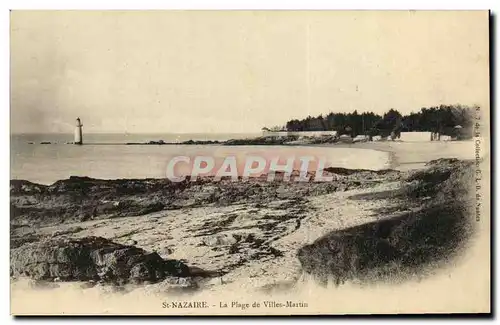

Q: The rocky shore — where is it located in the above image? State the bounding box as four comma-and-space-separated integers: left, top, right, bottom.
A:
30, 135, 405, 147
298, 158, 475, 285
124, 135, 343, 146
11, 236, 191, 285
10, 159, 474, 294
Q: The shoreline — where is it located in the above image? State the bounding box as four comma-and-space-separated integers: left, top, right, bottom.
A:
10, 139, 479, 314
12, 143, 393, 185
13, 139, 475, 186
11, 157, 475, 301
10, 167, 404, 294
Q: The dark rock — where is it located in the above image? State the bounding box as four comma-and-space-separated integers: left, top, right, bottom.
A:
164, 259, 190, 276
10, 236, 190, 284
147, 140, 166, 145
298, 202, 471, 286
10, 180, 46, 194
180, 140, 220, 145
298, 159, 474, 286
224, 136, 297, 146
324, 167, 397, 176
129, 262, 155, 283
425, 158, 460, 166
10, 167, 403, 227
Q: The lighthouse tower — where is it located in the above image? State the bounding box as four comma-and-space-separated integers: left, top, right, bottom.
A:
74, 117, 83, 145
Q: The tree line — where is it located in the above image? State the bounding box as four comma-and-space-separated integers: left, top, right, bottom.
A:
269, 105, 475, 139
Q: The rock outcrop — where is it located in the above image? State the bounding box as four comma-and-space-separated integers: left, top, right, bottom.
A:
10, 170, 403, 227
298, 158, 475, 285
10, 236, 190, 284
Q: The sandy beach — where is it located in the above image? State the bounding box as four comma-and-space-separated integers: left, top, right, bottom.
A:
9, 140, 483, 314
318, 140, 477, 170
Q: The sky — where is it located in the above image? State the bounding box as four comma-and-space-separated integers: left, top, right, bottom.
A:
10, 11, 489, 134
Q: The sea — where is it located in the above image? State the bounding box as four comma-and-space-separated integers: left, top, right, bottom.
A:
10, 133, 392, 185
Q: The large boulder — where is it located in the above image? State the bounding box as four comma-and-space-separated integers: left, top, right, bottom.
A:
10, 236, 189, 284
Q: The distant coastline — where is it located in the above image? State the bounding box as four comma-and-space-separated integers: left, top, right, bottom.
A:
12, 132, 260, 145
26, 132, 466, 147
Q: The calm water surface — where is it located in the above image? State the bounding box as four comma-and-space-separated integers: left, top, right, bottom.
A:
11, 133, 391, 184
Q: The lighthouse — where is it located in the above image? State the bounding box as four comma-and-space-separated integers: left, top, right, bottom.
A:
74, 117, 83, 145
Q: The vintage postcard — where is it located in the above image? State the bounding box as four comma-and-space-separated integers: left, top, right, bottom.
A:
9, 10, 491, 315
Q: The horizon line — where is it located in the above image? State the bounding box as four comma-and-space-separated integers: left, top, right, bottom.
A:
10, 131, 262, 135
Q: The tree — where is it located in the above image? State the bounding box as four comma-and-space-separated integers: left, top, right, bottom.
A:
271, 105, 474, 139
